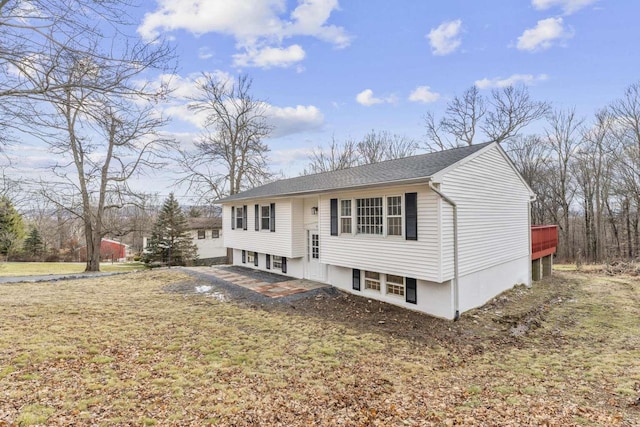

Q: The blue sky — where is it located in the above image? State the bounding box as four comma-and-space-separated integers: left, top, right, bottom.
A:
8, 0, 640, 201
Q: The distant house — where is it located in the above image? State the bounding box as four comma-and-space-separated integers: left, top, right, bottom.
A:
78, 239, 129, 262
186, 217, 227, 265
216, 142, 535, 320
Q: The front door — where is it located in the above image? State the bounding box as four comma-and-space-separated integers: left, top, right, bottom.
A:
305, 226, 326, 282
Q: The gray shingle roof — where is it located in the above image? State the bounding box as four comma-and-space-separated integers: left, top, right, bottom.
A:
218, 142, 493, 203
187, 217, 222, 229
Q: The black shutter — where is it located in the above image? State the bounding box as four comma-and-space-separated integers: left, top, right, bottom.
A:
266, 254, 271, 269
255, 204, 259, 231
242, 250, 246, 263
406, 277, 417, 304
231, 207, 235, 230
405, 192, 417, 240
254, 252, 258, 267
330, 198, 338, 236
242, 205, 247, 230
270, 203, 276, 232
352, 269, 361, 291
281, 257, 287, 274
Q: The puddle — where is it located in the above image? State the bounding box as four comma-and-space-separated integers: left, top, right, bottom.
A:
195, 285, 212, 293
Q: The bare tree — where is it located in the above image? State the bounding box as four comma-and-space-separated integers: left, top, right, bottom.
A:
425, 85, 550, 150
505, 135, 551, 225
0, 0, 144, 144
305, 137, 358, 174
178, 74, 272, 200
306, 130, 417, 173
545, 108, 584, 260
358, 130, 418, 164
20, 38, 174, 271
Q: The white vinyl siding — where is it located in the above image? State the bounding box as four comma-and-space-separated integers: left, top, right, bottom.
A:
440, 145, 531, 279
223, 201, 295, 258
320, 184, 441, 282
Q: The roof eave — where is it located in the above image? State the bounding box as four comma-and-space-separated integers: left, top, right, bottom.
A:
215, 176, 433, 203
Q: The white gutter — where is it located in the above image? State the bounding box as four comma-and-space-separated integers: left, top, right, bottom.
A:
429, 182, 460, 321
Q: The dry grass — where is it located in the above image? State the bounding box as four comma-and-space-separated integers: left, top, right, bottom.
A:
0, 269, 638, 426
0, 262, 146, 277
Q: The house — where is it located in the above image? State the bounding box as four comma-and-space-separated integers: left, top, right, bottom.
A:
78, 238, 129, 262
217, 142, 534, 320
186, 217, 227, 264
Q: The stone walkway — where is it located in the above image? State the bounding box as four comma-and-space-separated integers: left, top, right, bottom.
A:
183, 265, 328, 298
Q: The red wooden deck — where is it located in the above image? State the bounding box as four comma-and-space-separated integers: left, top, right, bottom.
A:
531, 225, 558, 260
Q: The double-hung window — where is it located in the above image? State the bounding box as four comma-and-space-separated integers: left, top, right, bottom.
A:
261, 205, 270, 230
247, 251, 255, 264
235, 206, 244, 229
356, 197, 383, 235
197, 230, 205, 239
386, 274, 405, 296
212, 229, 219, 238
273, 256, 282, 269
364, 271, 381, 291
387, 196, 402, 236
340, 200, 352, 234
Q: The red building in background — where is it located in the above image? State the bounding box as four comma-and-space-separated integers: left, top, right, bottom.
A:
77, 239, 129, 262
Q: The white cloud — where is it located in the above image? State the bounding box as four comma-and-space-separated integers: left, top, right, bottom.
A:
198, 47, 213, 60
233, 44, 306, 68
516, 17, 573, 51
355, 89, 383, 106
427, 19, 462, 56
264, 104, 325, 137
138, 0, 349, 69
408, 86, 440, 103
532, 0, 598, 14
475, 73, 549, 89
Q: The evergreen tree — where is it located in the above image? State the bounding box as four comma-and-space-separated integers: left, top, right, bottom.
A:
0, 196, 25, 260
23, 227, 44, 259
145, 194, 197, 266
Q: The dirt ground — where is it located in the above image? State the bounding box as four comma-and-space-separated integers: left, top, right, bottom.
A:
1, 268, 639, 426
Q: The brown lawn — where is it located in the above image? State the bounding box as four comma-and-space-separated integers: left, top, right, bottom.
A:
0, 269, 638, 426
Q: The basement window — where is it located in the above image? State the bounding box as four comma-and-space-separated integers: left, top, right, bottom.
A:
364, 271, 381, 291
386, 274, 405, 297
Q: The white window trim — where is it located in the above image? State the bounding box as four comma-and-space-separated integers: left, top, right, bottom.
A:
273, 255, 283, 269
260, 205, 271, 231
235, 206, 244, 229
364, 270, 381, 292
338, 194, 404, 238
247, 251, 255, 263
385, 194, 404, 238
385, 274, 405, 297
339, 199, 352, 235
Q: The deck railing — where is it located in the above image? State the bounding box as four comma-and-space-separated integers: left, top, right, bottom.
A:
531, 225, 558, 260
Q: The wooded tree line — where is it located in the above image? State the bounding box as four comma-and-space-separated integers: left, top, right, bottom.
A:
2, 2, 639, 267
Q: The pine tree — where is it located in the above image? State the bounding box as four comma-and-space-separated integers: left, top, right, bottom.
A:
145, 194, 197, 266
23, 227, 44, 259
0, 196, 25, 260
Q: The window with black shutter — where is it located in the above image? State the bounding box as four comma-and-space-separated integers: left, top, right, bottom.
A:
330, 198, 338, 236
231, 207, 235, 230
242, 250, 246, 263
255, 204, 259, 231
406, 277, 417, 304
270, 203, 276, 232
266, 254, 271, 269
352, 269, 361, 291
281, 257, 287, 273
405, 192, 417, 240
242, 205, 248, 230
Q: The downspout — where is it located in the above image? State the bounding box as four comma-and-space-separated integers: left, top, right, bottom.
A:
527, 194, 536, 287
429, 181, 460, 321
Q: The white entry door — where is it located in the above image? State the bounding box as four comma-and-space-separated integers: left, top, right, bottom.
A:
305, 226, 326, 282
